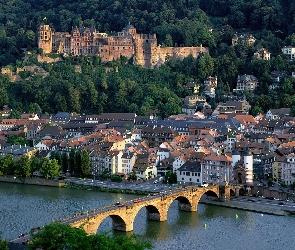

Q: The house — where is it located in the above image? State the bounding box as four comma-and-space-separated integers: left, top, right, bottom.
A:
51, 112, 71, 124
85, 115, 100, 123
132, 154, 157, 180
0, 145, 39, 159
98, 113, 137, 124
281, 153, 295, 185
70, 115, 85, 124
233, 75, 258, 92
131, 129, 142, 142
0, 106, 11, 118
185, 82, 199, 94
212, 100, 251, 118
135, 116, 154, 126
121, 152, 136, 176
182, 95, 206, 115
232, 34, 256, 46
265, 108, 290, 120
270, 70, 287, 83
141, 126, 176, 147
39, 126, 65, 139
282, 46, 295, 60
177, 162, 202, 186
203, 76, 217, 98
201, 152, 232, 185
20, 113, 39, 120
272, 155, 285, 182
24, 124, 42, 139
253, 48, 270, 60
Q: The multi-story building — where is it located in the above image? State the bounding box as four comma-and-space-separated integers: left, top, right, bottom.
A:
201, 152, 232, 184
232, 34, 256, 46
233, 75, 258, 92
282, 153, 295, 185
141, 126, 176, 147
38, 24, 208, 68
282, 46, 295, 60
254, 48, 271, 60
177, 162, 202, 186
121, 152, 136, 175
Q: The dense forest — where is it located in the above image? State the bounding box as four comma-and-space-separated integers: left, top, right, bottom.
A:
1, 0, 295, 117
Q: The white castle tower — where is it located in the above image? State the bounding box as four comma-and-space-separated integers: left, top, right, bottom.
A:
244, 148, 253, 186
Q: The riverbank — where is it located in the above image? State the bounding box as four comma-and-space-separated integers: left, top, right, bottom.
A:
63, 182, 150, 195
200, 198, 292, 216
0, 176, 64, 187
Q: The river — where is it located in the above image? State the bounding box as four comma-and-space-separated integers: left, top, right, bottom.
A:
0, 182, 294, 250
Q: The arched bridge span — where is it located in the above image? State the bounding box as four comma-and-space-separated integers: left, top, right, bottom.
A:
64, 185, 229, 234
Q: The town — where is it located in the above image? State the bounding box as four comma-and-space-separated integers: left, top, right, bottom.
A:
1, 91, 295, 190
1, 27, 295, 191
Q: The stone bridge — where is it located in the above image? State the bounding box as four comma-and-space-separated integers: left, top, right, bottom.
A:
62, 184, 242, 235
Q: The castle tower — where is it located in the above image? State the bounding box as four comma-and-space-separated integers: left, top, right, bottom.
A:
244, 148, 253, 186
133, 33, 157, 68
38, 25, 53, 54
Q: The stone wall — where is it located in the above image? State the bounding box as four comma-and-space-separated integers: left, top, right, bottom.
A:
0, 176, 64, 187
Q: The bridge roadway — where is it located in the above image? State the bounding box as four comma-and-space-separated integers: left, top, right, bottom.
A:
10, 184, 242, 244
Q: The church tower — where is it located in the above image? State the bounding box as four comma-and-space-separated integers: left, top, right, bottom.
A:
38, 25, 53, 54
244, 148, 253, 186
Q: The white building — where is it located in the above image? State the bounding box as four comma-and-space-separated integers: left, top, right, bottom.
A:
282, 46, 295, 60
282, 153, 295, 185
177, 162, 202, 186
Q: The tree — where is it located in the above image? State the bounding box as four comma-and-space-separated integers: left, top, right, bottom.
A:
14, 155, 32, 182
165, 170, 177, 184
29, 222, 152, 250
0, 155, 14, 176
7, 134, 29, 146
69, 148, 76, 175
39, 158, 61, 179
74, 150, 82, 176
81, 150, 90, 178
251, 106, 262, 117
61, 152, 68, 174
0, 232, 8, 250
267, 178, 273, 187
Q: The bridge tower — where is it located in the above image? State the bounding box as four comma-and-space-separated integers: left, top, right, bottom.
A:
244, 148, 253, 186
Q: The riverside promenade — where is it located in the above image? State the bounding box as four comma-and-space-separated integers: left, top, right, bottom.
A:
200, 196, 295, 216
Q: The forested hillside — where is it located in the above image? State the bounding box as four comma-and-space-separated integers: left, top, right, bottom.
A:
1, 0, 295, 117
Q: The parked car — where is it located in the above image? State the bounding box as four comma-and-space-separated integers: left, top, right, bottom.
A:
133, 199, 141, 203
153, 180, 158, 184
201, 182, 209, 187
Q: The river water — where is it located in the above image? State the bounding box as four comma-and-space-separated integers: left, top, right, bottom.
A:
0, 182, 294, 250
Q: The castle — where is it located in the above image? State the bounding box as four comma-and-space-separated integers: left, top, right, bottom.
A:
38, 24, 208, 68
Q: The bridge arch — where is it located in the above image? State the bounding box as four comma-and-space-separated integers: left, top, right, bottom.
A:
166, 195, 193, 213
131, 202, 167, 223
195, 188, 219, 205
71, 210, 132, 235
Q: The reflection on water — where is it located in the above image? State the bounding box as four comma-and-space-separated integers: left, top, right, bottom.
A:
1, 182, 295, 250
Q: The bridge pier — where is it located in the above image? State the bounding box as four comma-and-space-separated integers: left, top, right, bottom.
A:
178, 202, 196, 212
147, 211, 167, 221
112, 215, 133, 232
